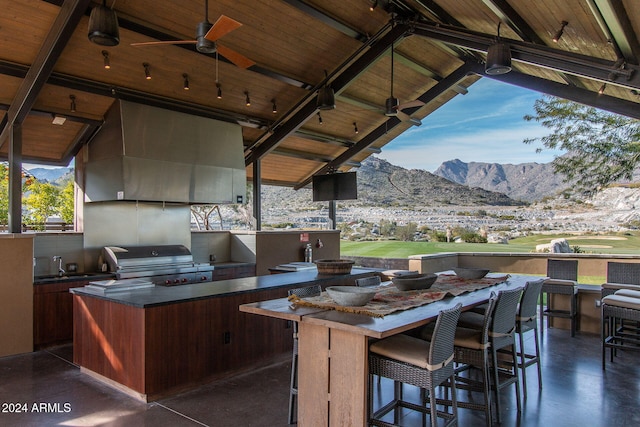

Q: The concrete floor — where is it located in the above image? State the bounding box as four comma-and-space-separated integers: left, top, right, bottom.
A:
1, 327, 639, 426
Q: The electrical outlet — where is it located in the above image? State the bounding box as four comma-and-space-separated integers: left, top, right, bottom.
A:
595, 299, 601, 307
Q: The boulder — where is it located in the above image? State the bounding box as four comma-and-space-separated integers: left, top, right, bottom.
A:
535, 238, 572, 253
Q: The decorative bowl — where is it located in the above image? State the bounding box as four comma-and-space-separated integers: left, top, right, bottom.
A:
392, 273, 438, 291
326, 286, 377, 306
453, 267, 490, 280
314, 259, 355, 275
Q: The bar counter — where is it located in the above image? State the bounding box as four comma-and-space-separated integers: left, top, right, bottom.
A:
69, 268, 379, 401
240, 274, 534, 426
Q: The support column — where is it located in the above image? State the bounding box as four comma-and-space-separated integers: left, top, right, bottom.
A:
252, 159, 261, 231
328, 200, 336, 230
8, 124, 23, 234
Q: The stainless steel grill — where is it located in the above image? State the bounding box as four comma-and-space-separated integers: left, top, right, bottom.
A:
101, 244, 214, 286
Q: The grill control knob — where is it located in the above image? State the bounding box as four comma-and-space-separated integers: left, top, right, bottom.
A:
173, 279, 180, 284
182, 278, 188, 283
165, 279, 171, 285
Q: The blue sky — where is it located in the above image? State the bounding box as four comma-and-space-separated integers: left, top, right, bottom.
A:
379, 78, 563, 172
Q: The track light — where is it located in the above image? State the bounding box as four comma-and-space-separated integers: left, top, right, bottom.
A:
216, 83, 222, 99
370, 0, 377, 11
316, 70, 335, 110
317, 112, 323, 125
69, 95, 76, 113
553, 21, 568, 43
143, 63, 151, 80
87, 0, 120, 46
244, 91, 251, 106
353, 122, 359, 134
182, 73, 189, 90
485, 22, 511, 75
598, 83, 607, 95
102, 50, 110, 69
271, 99, 277, 114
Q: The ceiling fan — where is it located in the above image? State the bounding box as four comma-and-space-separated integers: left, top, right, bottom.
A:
130, 0, 255, 69
384, 44, 423, 125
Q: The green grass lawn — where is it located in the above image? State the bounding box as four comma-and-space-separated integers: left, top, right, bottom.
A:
340, 232, 640, 258
340, 233, 640, 285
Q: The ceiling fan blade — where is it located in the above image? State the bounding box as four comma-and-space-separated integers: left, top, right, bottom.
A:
205, 15, 242, 42
131, 40, 197, 47
397, 99, 425, 110
396, 110, 422, 126
216, 44, 255, 69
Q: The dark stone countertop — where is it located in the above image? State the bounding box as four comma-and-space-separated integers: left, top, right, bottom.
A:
34, 272, 116, 285
69, 268, 380, 308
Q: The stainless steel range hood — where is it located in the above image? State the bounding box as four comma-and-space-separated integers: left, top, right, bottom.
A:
84, 100, 246, 204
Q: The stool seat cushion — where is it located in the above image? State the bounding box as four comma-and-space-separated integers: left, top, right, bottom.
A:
614, 289, 640, 299
603, 283, 640, 291
453, 327, 487, 350
602, 294, 640, 310
543, 278, 577, 286
370, 334, 431, 369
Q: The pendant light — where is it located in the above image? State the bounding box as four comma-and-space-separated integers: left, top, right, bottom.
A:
88, 0, 120, 46
316, 70, 335, 110
485, 22, 512, 75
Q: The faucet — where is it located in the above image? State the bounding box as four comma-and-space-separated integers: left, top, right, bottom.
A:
53, 256, 65, 277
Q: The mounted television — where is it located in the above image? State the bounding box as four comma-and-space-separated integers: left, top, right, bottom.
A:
312, 172, 358, 201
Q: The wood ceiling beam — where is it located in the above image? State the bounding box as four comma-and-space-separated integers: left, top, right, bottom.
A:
412, 22, 640, 91
0, 0, 91, 150
474, 62, 640, 120
0, 104, 103, 127
281, 0, 369, 42
244, 23, 410, 166
272, 147, 361, 168
294, 60, 477, 189
587, 0, 640, 65
0, 59, 273, 129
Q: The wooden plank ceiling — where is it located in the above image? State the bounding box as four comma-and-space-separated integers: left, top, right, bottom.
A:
1, 0, 639, 188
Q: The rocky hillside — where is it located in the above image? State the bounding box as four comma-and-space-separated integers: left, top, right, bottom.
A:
434, 159, 567, 202
260, 157, 521, 210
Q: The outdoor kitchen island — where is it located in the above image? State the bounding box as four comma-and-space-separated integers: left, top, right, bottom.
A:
70, 267, 379, 402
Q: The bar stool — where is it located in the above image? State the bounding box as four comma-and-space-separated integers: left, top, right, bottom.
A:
515, 279, 544, 399
450, 287, 523, 426
369, 303, 462, 427
540, 259, 578, 337
601, 290, 640, 369
287, 285, 322, 424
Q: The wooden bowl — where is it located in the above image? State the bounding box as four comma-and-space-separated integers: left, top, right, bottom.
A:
314, 259, 354, 275
326, 286, 376, 306
392, 273, 438, 291
453, 267, 490, 280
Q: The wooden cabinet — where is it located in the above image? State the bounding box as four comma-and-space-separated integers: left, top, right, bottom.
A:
34, 280, 89, 349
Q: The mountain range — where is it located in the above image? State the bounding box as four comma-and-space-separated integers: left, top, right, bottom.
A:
27, 156, 567, 207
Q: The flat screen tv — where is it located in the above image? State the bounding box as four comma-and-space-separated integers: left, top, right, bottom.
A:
312, 172, 358, 201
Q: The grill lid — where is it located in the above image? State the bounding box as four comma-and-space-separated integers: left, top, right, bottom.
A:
102, 244, 194, 272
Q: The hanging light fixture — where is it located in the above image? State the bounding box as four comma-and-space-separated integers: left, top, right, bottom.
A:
369, 0, 378, 11
271, 99, 277, 114
244, 91, 251, 106
143, 63, 151, 80
598, 83, 607, 95
102, 50, 111, 69
69, 95, 76, 113
316, 70, 335, 110
553, 21, 569, 43
216, 83, 222, 99
317, 112, 323, 124
485, 22, 512, 75
353, 122, 359, 134
182, 73, 190, 90
88, 0, 120, 46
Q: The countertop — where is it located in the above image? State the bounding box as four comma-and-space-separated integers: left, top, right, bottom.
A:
70, 268, 380, 308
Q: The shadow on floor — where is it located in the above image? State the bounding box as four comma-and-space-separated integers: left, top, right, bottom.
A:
1, 328, 639, 426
